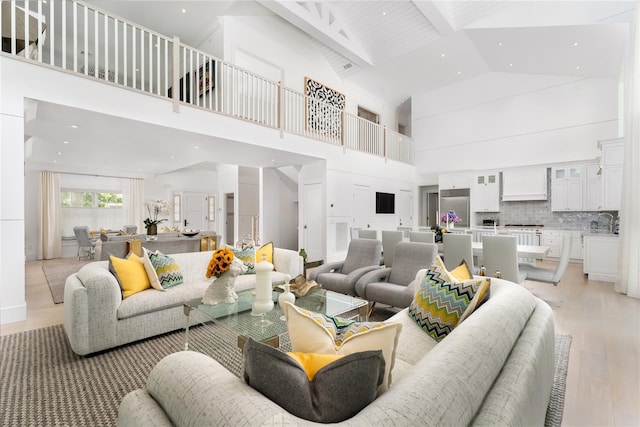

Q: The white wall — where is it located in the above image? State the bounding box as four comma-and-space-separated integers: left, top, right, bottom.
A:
217, 164, 239, 247
412, 72, 619, 184
1, 99, 26, 324
262, 168, 298, 251
222, 15, 399, 131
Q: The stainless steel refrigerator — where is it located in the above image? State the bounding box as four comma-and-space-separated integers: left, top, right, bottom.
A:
439, 188, 470, 228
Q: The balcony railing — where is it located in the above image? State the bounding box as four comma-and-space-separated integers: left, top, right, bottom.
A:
1, 0, 413, 164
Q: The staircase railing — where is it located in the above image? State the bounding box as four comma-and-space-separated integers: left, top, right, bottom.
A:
1, 0, 413, 164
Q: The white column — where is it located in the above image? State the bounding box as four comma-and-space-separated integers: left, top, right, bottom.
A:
1, 111, 27, 324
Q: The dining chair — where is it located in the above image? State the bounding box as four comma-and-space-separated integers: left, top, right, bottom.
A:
381, 230, 404, 268
73, 226, 96, 260
123, 225, 137, 234
507, 229, 537, 265
442, 233, 474, 272
519, 233, 572, 285
409, 231, 435, 244
482, 235, 527, 284
358, 229, 378, 239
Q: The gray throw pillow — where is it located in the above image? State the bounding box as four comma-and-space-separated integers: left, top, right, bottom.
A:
243, 338, 385, 423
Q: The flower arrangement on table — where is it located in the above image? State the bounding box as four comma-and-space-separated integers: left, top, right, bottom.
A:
206, 247, 235, 279
441, 210, 462, 225
143, 199, 172, 230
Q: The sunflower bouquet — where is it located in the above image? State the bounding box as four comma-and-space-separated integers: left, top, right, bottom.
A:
206, 247, 235, 278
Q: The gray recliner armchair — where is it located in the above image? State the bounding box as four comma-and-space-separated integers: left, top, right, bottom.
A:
355, 242, 438, 308
308, 239, 382, 296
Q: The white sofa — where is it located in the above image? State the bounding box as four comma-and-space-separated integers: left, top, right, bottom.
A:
64, 248, 303, 356
118, 278, 556, 426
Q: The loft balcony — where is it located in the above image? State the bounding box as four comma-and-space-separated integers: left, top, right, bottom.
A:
1, 0, 413, 165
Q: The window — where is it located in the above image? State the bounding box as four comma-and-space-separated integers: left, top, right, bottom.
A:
173, 193, 181, 222
61, 190, 122, 208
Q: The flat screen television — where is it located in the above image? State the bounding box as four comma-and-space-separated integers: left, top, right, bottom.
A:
376, 192, 395, 214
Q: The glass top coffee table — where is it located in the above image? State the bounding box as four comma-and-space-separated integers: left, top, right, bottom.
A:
183, 287, 369, 351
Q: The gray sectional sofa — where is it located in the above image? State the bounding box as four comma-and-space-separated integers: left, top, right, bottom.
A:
64, 248, 303, 356
118, 278, 555, 426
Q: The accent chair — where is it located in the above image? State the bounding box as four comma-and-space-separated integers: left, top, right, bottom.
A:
308, 239, 382, 296
355, 242, 438, 308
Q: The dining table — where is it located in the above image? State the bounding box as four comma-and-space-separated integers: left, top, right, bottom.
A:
437, 242, 551, 260
472, 242, 550, 260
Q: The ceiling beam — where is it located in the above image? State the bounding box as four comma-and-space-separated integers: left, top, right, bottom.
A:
257, 1, 373, 67
413, 0, 456, 36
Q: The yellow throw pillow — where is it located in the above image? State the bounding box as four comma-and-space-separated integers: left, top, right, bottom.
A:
256, 241, 274, 266
282, 302, 402, 394
450, 260, 473, 280
109, 253, 151, 298
287, 352, 344, 381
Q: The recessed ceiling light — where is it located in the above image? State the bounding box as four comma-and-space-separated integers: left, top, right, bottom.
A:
441, 53, 446, 58
382, 11, 386, 16
193, 146, 200, 149
509, 63, 513, 67
498, 42, 503, 46
57, 152, 62, 155
170, 155, 175, 160
457, 71, 462, 75
573, 42, 579, 47
575, 65, 581, 70
63, 141, 70, 144
136, 68, 140, 72
52, 160, 57, 163
181, 8, 186, 13
70, 125, 78, 129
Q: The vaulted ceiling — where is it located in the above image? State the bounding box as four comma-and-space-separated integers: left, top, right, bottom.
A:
22, 1, 638, 176
85, 0, 636, 105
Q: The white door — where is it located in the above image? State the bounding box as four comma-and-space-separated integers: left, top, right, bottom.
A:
352, 184, 371, 232
397, 190, 412, 228
303, 183, 323, 263
183, 192, 207, 230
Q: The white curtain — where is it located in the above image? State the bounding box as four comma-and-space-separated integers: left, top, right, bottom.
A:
616, 6, 640, 299
38, 171, 62, 260
128, 178, 145, 233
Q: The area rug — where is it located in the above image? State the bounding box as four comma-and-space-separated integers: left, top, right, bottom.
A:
545, 334, 572, 427
0, 323, 572, 426
42, 261, 89, 304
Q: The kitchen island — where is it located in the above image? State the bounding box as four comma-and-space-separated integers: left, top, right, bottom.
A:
583, 233, 619, 282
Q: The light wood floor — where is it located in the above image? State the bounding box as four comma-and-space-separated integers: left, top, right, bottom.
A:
1, 259, 639, 426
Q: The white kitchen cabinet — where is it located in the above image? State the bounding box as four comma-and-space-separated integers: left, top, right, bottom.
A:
541, 230, 583, 260
541, 230, 561, 258
502, 167, 548, 201
472, 171, 500, 212
585, 162, 602, 211
599, 139, 624, 211
551, 164, 584, 211
439, 172, 471, 190
602, 166, 623, 210
583, 234, 619, 282
569, 231, 583, 260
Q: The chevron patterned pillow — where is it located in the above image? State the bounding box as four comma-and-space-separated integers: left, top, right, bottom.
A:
408, 257, 490, 342
148, 250, 184, 290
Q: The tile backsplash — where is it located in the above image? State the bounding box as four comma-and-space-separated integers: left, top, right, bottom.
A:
475, 169, 618, 230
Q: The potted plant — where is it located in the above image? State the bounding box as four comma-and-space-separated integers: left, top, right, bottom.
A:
144, 199, 171, 236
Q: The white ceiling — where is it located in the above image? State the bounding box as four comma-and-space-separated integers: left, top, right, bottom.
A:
23, 0, 637, 177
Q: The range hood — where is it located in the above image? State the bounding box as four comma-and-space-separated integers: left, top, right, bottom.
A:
501, 167, 548, 201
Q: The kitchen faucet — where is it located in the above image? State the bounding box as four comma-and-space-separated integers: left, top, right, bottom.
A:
596, 212, 614, 233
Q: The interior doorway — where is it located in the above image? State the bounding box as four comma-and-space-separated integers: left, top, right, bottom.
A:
183, 192, 207, 230
419, 185, 439, 228
225, 193, 234, 246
